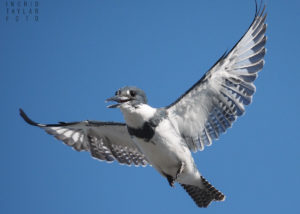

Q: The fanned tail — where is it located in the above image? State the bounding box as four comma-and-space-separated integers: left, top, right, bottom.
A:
181, 176, 225, 207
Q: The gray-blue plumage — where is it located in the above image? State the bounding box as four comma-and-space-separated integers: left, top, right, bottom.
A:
107, 86, 148, 108
127, 107, 168, 141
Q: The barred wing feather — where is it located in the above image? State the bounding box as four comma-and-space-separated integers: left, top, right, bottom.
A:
167, 5, 267, 152
20, 109, 148, 166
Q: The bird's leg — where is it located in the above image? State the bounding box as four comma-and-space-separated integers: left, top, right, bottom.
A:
166, 175, 175, 187
175, 161, 185, 180
164, 162, 185, 188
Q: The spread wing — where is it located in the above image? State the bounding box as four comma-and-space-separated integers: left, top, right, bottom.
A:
20, 109, 148, 166
166, 4, 267, 152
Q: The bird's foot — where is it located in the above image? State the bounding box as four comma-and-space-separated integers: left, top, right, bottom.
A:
165, 162, 185, 188
166, 175, 175, 187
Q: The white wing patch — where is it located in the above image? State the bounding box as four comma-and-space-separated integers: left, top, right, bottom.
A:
44, 126, 88, 151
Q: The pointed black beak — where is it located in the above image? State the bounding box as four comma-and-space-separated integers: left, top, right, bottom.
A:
105, 96, 131, 108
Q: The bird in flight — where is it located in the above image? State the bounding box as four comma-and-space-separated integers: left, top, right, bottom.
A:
20, 3, 267, 208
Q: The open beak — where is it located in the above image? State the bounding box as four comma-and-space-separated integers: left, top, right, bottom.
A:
105, 96, 131, 108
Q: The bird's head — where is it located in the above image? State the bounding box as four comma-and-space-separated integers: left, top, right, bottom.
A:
106, 86, 148, 108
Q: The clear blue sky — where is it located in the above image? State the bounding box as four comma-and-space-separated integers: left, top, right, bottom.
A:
1, 0, 299, 213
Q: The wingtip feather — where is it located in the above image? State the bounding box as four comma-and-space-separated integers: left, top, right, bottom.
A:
19, 108, 43, 127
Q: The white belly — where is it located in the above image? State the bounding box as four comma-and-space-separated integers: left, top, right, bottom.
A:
132, 119, 201, 185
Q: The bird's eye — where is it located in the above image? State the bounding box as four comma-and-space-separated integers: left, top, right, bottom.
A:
129, 90, 136, 97
115, 90, 120, 96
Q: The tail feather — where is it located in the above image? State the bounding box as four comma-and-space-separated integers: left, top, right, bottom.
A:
181, 176, 225, 208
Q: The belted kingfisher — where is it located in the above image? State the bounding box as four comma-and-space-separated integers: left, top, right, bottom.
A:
20, 3, 267, 208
